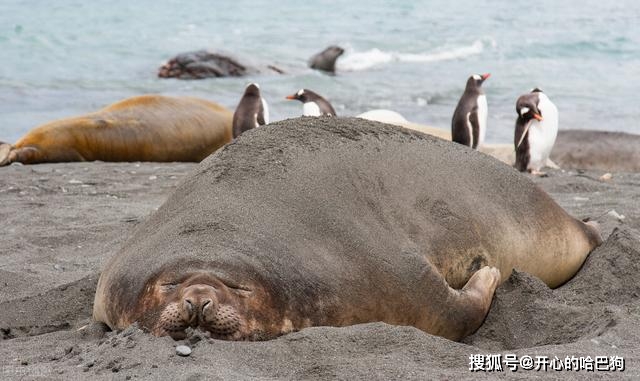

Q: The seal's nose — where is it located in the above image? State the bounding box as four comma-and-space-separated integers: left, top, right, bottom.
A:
180, 285, 218, 324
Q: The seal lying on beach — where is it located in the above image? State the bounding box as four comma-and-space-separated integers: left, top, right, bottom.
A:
93, 117, 601, 342
0, 95, 233, 166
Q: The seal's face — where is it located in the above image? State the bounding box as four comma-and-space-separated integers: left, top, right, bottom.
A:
150, 272, 247, 340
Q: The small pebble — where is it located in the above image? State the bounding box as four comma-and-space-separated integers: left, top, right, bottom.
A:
599, 173, 613, 181
175, 345, 192, 356
608, 210, 625, 221
148, 175, 157, 180
68, 179, 82, 184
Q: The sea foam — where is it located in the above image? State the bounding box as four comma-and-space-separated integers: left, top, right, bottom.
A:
336, 40, 487, 72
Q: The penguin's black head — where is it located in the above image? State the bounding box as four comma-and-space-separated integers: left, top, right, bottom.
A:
466, 73, 490, 90
516, 94, 543, 121
286, 88, 319, 103
530, 87, 544, 93
244, 83, 261, 97
285, 88, 306, 102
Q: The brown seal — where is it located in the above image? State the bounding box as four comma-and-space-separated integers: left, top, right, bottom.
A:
93, 117, 601, 342
0, 95, 233, 166
308, 45, 345, 73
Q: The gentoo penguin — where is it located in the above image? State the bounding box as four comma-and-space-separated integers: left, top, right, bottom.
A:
514, 88, 559, 174
285, 89, 337, 117
232, 83, 269, 139
451, 73, 490, 149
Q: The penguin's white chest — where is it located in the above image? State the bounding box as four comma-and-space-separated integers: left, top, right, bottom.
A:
476, 95, 488, 147
303, 102, 322, 117
527, 95, 558, 170
261, 98, 270, 125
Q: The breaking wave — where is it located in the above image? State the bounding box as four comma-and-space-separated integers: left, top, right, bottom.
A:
336, 40, 489, 71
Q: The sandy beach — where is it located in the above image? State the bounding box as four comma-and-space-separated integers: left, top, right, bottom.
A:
0, 119, 638, 380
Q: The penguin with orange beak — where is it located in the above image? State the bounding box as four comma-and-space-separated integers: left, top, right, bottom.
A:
286, 89, 336, 117
451, 73, 490, 149
514, 88, 559, 174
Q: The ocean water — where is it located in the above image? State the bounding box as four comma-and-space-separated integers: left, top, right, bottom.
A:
0, 0, 638, 144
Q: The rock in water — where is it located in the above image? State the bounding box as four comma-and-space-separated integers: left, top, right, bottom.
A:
158, 50, 284, 79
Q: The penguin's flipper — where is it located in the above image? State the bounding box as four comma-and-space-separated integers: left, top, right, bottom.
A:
0, 142, 12, 166
321, 99, 337, 116
467, 106, 480, 149
514, 120, 532, 149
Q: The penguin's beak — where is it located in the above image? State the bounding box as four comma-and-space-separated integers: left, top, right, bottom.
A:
533, 113, 543, 121
285, 95, 296, 100
481, 73, 491, 81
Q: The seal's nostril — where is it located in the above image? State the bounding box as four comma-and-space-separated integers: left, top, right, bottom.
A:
184, 299, 194, 313
201, 299, 212, 313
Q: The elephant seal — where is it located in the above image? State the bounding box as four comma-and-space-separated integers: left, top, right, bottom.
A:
308, 45, 345, 73
0, 95, 233, 166
158, 50, 285, 79
93, 117, 601, 342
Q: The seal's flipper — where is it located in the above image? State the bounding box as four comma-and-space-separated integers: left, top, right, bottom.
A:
0, 146, 42, 165
584, 220, 603, 246
0, 142, 11, 166
420, 266, 500, 341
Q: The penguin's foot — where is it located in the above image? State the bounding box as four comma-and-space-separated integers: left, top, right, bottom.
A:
529, 169, 548, 177
0, 142, 12, 166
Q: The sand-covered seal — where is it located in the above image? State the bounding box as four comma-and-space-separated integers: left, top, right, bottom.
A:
0, 95, 233, 166
93, 117, 601, 342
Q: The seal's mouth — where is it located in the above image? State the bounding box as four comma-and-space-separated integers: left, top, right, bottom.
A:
154, 280, 244, 340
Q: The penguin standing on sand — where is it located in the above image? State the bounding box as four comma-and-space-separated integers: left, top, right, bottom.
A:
286, 89, 337, 116
514, 88, 559, 175
451, 73, 490, 149
232, 83, 269, 139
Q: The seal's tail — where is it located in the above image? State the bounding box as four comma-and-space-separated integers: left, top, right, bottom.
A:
0, 142, 13, 166
584, 220, 604, 247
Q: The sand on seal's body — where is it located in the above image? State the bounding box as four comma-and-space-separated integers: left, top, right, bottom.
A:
0, 156, 638, 379
94, 117, 599, 343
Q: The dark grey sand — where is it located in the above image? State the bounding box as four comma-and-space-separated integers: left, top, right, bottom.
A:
1, 118, 639, 380
552, 130, 640, 172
